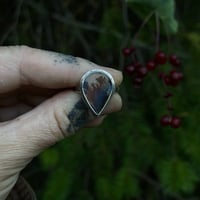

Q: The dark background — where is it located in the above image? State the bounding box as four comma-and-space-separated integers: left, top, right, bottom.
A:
1, 0, 200, 199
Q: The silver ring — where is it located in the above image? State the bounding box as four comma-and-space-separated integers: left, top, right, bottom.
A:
80, 69, 115, 116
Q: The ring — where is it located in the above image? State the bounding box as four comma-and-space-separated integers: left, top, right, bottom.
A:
80, 69, 115, 116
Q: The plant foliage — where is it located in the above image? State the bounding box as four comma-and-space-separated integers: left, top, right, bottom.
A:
0, 0, 200, 199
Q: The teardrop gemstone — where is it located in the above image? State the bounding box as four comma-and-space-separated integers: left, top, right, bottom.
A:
80, 69, 115, 116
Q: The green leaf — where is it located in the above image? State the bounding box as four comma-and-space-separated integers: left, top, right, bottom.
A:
157, 0, 178, 33
39, 148, 59, 170
42, 168, 74, 200
157, 159, 198, 193
95, 169, 140, 200
95, 177, 112, 199
97, 6, 124, 49
126, 0, 178, 33
187, 32, 200, 51
113, 167, 140, 199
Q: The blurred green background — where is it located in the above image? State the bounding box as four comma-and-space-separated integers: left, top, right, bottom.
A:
1, 0, 200, 199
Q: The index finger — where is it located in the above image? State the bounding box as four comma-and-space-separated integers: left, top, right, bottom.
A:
0, 46, 123, 93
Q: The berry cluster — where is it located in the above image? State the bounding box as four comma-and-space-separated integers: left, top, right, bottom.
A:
122, 47, 183, 128
160, 115, 181, 128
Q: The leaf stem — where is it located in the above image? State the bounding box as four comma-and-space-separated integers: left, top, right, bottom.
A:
155, 12, 160, 51
132, 10, 155, 43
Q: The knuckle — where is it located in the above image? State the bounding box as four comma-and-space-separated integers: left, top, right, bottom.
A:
51, 103, 70, 139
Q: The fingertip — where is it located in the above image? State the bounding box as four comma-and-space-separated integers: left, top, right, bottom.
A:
107, 68, 123, 86
103, 93, 123, 114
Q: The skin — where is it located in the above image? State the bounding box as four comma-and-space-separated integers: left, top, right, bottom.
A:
0, 46, 123, 199
67, 98, 91, 133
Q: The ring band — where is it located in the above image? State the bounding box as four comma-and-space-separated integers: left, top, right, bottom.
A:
80, 69, 115, 116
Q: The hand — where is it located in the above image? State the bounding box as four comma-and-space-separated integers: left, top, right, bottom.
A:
0, 46, 122, 199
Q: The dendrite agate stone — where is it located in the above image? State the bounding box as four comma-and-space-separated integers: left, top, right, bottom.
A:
81, 70, 115, 116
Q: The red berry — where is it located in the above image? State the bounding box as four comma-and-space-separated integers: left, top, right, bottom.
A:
134, 62, 142, 69
163, 75, 172, 85
158, 72, 165, 79
164, 92, 173, 98
124, 64, 135, 75
137, 67, 148, 77
170, 117, 181, 128
169, 70, 183, 86
122, 47, 135, 56
163, 71, 183, 86
133, 77, 143, 84
160, 115, 172, 126
154, 51, 167, 65
177, 72, 184, 81
169, 54, 181, 67
146, 61, 156, 71
170, 70, 182, 80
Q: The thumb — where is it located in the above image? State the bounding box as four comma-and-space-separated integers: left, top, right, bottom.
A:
1, 90, 121, 160
0, 90, 121, 199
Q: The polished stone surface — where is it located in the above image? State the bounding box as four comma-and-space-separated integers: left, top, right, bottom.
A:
81, 71, 114, 115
